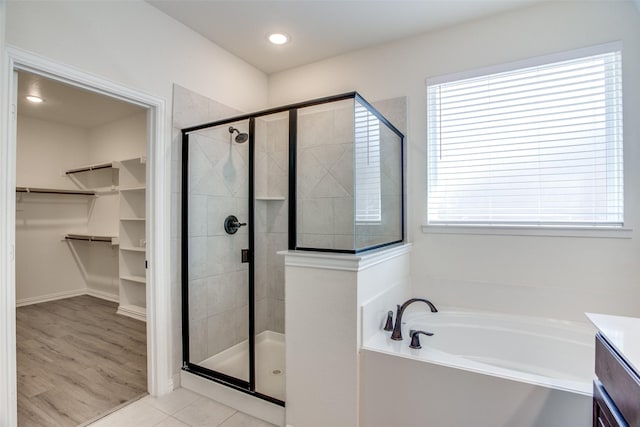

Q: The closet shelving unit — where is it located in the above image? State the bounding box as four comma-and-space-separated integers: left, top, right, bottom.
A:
61, 161, 119, 244
64, 234, 118, 245
64, 161, 115, 175
16, 185, 118, 244
16, 186, 96, 196
18, 159, 147, 319
116, 157, 147, 321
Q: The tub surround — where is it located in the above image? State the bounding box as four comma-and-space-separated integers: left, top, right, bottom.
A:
365, 309, 594, 394
361, 307, 594, 427
282, 243, 411, 427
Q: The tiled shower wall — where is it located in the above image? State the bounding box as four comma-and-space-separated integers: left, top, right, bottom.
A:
296, 101, 355, 250
295, 97, 407, 251
172, 85, 248, 365
254, 116, 288, 335
186, 124, 251, 362
172, 85, 288, 368
354, 107, 404, 249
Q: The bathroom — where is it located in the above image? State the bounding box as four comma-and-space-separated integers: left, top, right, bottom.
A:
1, 1, 640, 426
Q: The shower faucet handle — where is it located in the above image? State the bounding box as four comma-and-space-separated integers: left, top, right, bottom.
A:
224, 215, 247, 235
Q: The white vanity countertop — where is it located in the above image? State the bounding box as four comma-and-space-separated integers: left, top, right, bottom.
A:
586, 312, 640, 375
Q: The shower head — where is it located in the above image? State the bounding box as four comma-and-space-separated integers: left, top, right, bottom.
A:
228, 126, 249, 144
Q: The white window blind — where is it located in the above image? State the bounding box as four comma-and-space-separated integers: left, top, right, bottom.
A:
355, 102, 381, 222
427, 49, 623, 226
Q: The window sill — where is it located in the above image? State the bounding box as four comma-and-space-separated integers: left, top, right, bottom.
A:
421, 224, 633, 239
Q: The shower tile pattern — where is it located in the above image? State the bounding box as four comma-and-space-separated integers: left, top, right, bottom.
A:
295, 97, 406, 251
187, 124, 250, 365
172, 85, 251, 368
254, 115, 287, 334
297, 101, 355, 250
173, 85, 288, 373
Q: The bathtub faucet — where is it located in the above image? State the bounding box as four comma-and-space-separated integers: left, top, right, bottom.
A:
390, 298, 438, 341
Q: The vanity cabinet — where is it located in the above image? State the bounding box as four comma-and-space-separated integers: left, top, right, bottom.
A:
593, 333, 640, 427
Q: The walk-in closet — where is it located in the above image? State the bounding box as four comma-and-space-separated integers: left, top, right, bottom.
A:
15, 70, 149, 426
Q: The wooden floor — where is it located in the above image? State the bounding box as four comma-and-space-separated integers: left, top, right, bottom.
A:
16, 295, 147, 426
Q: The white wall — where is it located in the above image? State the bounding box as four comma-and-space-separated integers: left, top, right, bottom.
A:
15, 115, 91, 302
89, 111, 146, 165
6, 1, 268, 115
269, 1, 640, 322
16, 116, 90, 188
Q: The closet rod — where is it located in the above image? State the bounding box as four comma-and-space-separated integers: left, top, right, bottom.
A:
65, 162, 114, 175
16, 187, 95, 196
64, 234, 114, 243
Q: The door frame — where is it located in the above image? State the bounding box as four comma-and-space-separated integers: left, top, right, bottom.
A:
0, 46, 173, 426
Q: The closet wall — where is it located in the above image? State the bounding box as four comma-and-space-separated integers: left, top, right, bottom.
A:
16, 116, 90, 303
16, 111, 146, 305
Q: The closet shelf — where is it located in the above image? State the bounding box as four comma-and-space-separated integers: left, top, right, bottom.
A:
120, 275, 146, 284
16, 186, 96, 196
64, 234, 118, 244
120, 246, 146, 252
121, 217, 146, 221
65, 161, 117, 175
120, 186, 146, 192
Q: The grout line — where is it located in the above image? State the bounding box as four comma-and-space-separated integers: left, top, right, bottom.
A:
217, 410, 239, 427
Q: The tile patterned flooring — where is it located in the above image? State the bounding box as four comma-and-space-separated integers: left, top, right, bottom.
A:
89, 388, 277, 427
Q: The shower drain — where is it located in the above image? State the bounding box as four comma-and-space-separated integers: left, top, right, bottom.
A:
272, 369, 282, 375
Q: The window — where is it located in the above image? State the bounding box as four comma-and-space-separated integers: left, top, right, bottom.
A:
427, 47, 623, 227
355, 101, 381, 222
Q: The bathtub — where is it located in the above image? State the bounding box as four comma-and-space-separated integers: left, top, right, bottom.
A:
360, 308, 595, 427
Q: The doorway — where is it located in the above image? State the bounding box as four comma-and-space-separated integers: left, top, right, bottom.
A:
1, 48, 172, 426
15, 70, 149, 425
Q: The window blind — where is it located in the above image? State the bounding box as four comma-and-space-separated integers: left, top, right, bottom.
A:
427, 50, 623, 226
355, 102, 381, 222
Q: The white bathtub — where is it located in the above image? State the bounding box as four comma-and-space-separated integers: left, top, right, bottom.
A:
360, 308, 595, 427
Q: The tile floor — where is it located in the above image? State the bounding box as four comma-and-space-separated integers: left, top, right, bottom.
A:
89, 388, 277, 427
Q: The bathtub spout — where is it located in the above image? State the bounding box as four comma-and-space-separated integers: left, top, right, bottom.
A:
390, 298, 438, 341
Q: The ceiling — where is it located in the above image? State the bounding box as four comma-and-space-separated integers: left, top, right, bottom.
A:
17, 71, 145, 128
148, 0, 542, 74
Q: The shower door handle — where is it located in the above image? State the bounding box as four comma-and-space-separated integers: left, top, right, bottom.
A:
241, 249, 250, 263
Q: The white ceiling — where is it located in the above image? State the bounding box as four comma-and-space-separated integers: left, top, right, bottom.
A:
148, 0, 542, 74
17, 71, 145, 128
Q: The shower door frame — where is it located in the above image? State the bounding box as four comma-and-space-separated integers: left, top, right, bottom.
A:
181, 91, 405, 407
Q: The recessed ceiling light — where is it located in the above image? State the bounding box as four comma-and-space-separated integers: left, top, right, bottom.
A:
26, 95, 44, 103
268, 33, 290, 45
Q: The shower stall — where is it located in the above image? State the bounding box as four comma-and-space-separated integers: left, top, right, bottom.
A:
181, 92, 404, 406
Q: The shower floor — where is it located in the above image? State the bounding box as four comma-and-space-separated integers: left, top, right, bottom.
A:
198, 330, 285, 402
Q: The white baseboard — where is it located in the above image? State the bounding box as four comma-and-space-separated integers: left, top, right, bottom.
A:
16, 288, 119, 307
86, 288, 119, 303
117, 304, 147, 322
16, 289, 85, 307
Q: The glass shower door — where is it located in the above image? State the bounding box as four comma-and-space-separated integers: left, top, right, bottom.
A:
183, 119, 251, 386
